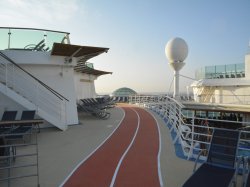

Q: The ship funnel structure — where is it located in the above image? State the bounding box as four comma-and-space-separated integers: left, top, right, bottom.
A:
165, 37, 188, 99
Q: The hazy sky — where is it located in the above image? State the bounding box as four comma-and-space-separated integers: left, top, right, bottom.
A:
1, 0, 250, 94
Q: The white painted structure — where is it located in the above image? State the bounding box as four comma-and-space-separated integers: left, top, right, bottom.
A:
165, 37, 188, 100
0, 27, 110, 130
74, 72, 97, 99
191, 51, 250, 105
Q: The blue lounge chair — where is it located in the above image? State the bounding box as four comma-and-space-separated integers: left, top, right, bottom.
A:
182, 128, 240, 187
6, 110, 36, 141
0, 111, 17, 134
1, 111, 17, 121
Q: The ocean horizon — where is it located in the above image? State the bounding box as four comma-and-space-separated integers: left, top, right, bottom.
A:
97, 91, 193, 96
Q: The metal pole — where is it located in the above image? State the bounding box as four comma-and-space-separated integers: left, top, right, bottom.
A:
8, 29, 11, 49
188, 110, 195, 160
35, 131, 40, 187
174, 70, 180, 99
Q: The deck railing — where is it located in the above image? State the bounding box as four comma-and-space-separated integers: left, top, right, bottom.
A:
0, 130, 39, 187
195, 63, 245, 80
0, 27, 70, 51
129, 95, 250, 160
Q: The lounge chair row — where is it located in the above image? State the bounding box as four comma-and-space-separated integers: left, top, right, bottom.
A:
77, 97, 115, 119
182, 128, 250, 187
112, 96, 129, 103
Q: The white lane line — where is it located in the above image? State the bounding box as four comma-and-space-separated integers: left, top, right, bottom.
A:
149, 111, 164, 187
59, 107, 125, 187
109, 107, 140, 187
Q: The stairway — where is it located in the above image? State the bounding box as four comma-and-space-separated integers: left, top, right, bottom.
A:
0, 52, 68, 130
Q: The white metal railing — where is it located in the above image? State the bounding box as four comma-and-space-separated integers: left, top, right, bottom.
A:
0, 52, 67, 127
0, 130, 39, 187
197, 93, 250, 105
129, 95, 250, 160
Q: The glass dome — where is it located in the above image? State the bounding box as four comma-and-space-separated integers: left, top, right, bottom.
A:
112, 87, 137, 96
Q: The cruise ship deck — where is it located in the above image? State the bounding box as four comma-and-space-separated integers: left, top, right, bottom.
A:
1, 105, 193, 187
1, 104, 245, 187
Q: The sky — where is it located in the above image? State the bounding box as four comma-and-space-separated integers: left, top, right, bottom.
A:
0, 0, 250, 94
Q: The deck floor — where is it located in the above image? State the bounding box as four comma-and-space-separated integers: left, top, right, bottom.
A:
62, 105, 161, 187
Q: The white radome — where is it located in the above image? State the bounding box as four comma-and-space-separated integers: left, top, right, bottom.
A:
165, 37, 188, 63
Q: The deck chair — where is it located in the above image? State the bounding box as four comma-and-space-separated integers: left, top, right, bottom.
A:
182, 128, 240, 187
6, 110, 36, 141
1, 111, 17, 121
0, 111, 17, 134
33, 39, 45, 51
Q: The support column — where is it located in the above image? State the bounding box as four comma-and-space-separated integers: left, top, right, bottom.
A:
174, 70, 180, 100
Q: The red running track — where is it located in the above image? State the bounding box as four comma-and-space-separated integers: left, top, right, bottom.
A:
61, 105, 161, 187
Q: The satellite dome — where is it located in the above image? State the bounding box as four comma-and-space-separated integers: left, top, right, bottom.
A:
165, 37, 188, 63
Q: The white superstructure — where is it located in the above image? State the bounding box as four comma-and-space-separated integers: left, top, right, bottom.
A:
0, 27, 111, 130
191, 51, 250, 105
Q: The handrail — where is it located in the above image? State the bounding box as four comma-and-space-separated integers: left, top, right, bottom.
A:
129, 95, 250, 161
0, 130, 39, 186
0, 51, 69, 101
0, 26, 70, 35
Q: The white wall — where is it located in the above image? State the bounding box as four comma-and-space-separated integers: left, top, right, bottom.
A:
21, 64, 79, 125
203, 86, 250, 104
2, 50, 77, 66
74, 72, 97, 100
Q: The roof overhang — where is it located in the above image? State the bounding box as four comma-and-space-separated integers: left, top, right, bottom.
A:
50, 43, 109, 61
74, 64, 112, 76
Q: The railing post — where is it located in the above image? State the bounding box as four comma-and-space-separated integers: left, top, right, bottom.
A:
8, 143, 11, 187
35, 82, 39, 108
64, 99, 67, 126
12, 64, 15, 89
35, 131, 40, 187
187, 111, 195, 160
8, 29, 11, 49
